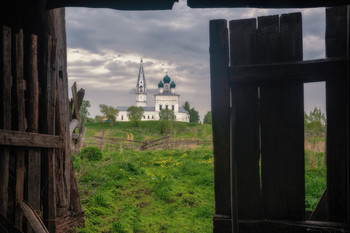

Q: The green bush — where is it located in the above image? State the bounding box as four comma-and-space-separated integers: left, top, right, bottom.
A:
79, 146, 103, 161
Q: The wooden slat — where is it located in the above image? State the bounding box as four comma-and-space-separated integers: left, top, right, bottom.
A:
71, 82, 81, 122
229, 57, 347, 83
238, 220, 350, 233
13, 29, 25, 229
41, 35, 57, 233
260, 13, 304, 220
209, 19, 233, 232
19, 202, 48, 233
325, 6, 349, 223
0, 212, 23, 233
26, 33, 41, 233
229, 18, 261, 219
0, 129, 62, 148
0, 25, 11, 216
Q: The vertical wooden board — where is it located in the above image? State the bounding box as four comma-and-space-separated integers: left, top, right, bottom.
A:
41, 35, 57, 233
13, 29, 25, 229
280, 12, 303, 62
260, 13, 304, 220
26, 34, 41, 233
229, 18, 261, 219
209, 19, 232, 232
325, 6, 349, 223
0, 26, 11, 216
257, 15, 280, 64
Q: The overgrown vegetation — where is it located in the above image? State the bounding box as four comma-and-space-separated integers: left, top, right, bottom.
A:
74, 109, 327, 232
73, 148, 214, 233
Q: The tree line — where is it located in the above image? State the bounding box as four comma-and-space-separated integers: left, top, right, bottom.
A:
80, 100, 212, 125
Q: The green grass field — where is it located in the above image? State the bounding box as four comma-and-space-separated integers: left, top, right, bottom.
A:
74, 122, 326, 232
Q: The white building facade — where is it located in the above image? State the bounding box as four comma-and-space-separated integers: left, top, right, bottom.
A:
116, 60, 189, 122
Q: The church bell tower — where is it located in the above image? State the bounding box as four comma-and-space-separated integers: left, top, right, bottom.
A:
136, 59, 147, 107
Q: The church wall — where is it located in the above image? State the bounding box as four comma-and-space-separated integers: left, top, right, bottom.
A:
155, 95, 179, 112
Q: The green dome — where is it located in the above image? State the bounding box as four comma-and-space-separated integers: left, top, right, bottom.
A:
170, 81, 176, 88
158, 81, 164, 88
163, 74, 171, 83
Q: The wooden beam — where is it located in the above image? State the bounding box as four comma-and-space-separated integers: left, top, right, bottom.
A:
229, 18, 261, 220
26, 34, 41, 232
41, 35, 57, 233
13, 29, 25, 229
0, 25, 11, 216
229, 57, 347, 83
325, 6, 349, 223
187, 0, 350, 9
238, 220, 350, 233
0, 129, 62, 148
209, 19, 233, 232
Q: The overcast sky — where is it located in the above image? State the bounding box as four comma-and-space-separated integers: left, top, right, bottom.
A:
66, 0, 326, 121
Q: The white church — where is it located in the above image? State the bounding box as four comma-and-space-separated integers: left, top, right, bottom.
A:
116, 60, 190, 122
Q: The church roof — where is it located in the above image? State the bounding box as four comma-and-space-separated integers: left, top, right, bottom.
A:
170, 81, 176, 88
163, 74, 171, 83
137, 59, 146, 88
158, 81, 164, 88
116, 106, 155, 111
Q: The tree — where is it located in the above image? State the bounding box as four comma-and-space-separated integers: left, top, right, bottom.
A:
203, 111, 212, 124
94, 115, 103, 122
127, 106, 144, 126
304, 107, 326, 137
159, 109, 175, 134
183, 101, 200, 123
159, 109, 176, 121
80, 100, 91, 124
99, 104, 119, 125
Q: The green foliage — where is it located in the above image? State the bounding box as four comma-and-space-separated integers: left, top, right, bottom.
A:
203, 111, 212, 124
94, 115, 103, 122
304, 107, 326, 137
127, 106, 144, 126
79, 146, 102, 161
159, 109, 175, 121
183, 101, 200, 123
80, 100, 91, 124
99, 104, 119, 125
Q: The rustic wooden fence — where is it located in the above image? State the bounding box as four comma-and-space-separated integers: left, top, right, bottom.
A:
0, 26, 83, 233
83, 133, 212, 151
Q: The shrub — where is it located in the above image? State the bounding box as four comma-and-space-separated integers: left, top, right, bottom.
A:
79, 146, 103, 161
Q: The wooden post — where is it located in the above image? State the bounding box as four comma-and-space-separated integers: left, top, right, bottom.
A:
41, 35, 57, 233
0, 26, 11, 216
71, 82, 81, 122
209, 19, 233, 232
99, 130, 105, 149
229, 18, 261, 219
26, 33, 41, 233
325, 6, 349, 223
13, 29, 25, 229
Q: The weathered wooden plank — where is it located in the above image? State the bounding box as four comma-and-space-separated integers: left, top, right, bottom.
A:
0, 129, 62, 148
187, 0, 350, 9
41, 35, 57, 233
71, 82, 81, 122
229, 18, 261, 219
0, 25, 11, 216
13, 29, 25, 229
209, 19, 233, 232
229, 57, 347, 83
26, 33, 41, 233
19, 202, 49, 233
260, 13, 304, 220
325, 6, 349, 223
238, 220, 350, 233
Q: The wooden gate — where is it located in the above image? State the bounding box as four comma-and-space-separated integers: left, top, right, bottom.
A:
210, 6, 349, 233
0, 26, 83, 232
